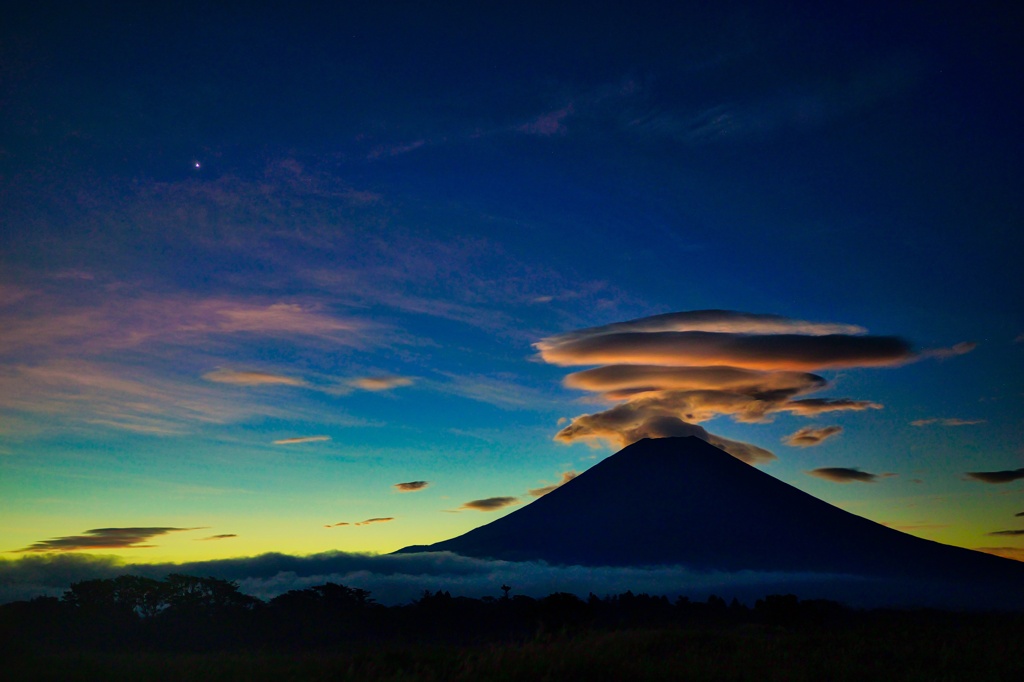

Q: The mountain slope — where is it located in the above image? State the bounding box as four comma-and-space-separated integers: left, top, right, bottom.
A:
397, 437, 1023, 594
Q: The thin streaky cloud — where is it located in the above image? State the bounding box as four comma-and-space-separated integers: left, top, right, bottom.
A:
806, 467, 892, 484
199, 534, 237, 541
349, 376, 414, 391
393, 481, 429, 493
528, 471, 578, 497
459, 496, 521, 512
273, 436, 331, 445
16, 527, 202, 553
354, 517, 395, 526
911, 417, 986, 427
784, 425, 842, 447
965, 468, 1024, 484
986, 529, 1024, 536
203, 369, 307, 387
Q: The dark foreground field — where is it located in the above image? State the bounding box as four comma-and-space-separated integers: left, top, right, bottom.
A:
4, 575, 1023, 681
10, 620, 1024, 682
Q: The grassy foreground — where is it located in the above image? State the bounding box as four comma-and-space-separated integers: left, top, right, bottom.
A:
11, 620, 1024, 682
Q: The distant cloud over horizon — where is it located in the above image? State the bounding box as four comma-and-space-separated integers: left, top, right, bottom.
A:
986, 529, 1024, 536
536, 310, 954, 463
806, 467, 892, 484
16, 527, 201, 553
965, 468, 1024, 484
199, 534, 237, 541
784, 426, 843, 447
460, 496, 521, 512
393, 481, 429, 493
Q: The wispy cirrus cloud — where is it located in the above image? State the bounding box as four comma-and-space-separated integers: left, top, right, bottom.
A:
199, 534, 237, 541
784, 426, 843, 447
393, 481, 429, 493
325, 517, 395, 527
16, 527, 202, 553
806, 467, 893, 484
537, 310, 959, 463
273, 436, 331, 445
459, 497, 521, 512
965, 468, 1024, 484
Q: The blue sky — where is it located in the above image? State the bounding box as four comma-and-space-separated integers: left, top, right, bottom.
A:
1, 2, 1021, 574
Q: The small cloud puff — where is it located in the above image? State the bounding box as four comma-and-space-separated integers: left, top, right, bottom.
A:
965, 468, 1024, 484
350, 376, 414, 391
16, 527, 201, 553
784, 426, 843, 447
394, 481, 429, 493
326, 518, 395, 527
806, 467, 892, 484
199, 534, 237, 541
460, 497, 521, 512
273, 435, 331, 445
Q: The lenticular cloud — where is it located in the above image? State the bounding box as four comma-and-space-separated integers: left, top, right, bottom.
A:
537, 310, 908, 462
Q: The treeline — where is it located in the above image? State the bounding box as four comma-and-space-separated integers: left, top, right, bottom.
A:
0, 573, 970, 654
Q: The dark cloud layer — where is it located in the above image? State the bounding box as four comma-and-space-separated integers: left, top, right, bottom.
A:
965, 468, 1024, 484
16, 527, 201, 553
0, 551, 1016, 611
806, 468, 890, 484
986, 530, 1024, 536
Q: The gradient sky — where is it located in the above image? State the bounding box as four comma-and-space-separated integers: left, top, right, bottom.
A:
2, 2, 1022, 572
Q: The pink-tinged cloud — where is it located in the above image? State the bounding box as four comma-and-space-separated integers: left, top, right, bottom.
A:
460, 497, 521, 512
565, 365, 827, 397
203, 369, 307, 386
349, 376, 414, 391
924, 341, 978, 359
780, 399, 883, 415
393, 481, 429, 492
965, 468, 1024, 484
273, 435, 331, 445
16, 527, 201, 552
528, 471, 578, 497
806, 467, 892, 484
911, 417, 986, 427
517, 104, 574, 136
784, 425, 843, 447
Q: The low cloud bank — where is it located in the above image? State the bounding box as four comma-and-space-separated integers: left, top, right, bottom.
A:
1, 551, 1014, 610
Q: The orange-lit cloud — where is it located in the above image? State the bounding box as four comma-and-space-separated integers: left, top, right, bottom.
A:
965, 468, 1024, 484
806, 467, 892, 484
349, 376, 414, 391
784, 426, 842, 447
528, 471, 578, 497
273, 435, 331, 445
460, 497, 521, 511
911, 418, 986, 427
202, 369, 307, 386
393, 481, 429, 492
537, 311, 956, 463
354, 517, 395, 526
325, 522, 350, 528
16, 527, 201, 553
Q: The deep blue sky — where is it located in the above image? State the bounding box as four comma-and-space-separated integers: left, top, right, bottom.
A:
1, 2, 1021, 567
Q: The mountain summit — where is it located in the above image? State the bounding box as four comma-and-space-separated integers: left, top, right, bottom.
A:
398, 437, 1023, 605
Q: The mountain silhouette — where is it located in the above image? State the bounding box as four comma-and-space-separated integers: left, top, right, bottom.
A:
398, 437, 1024, 606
